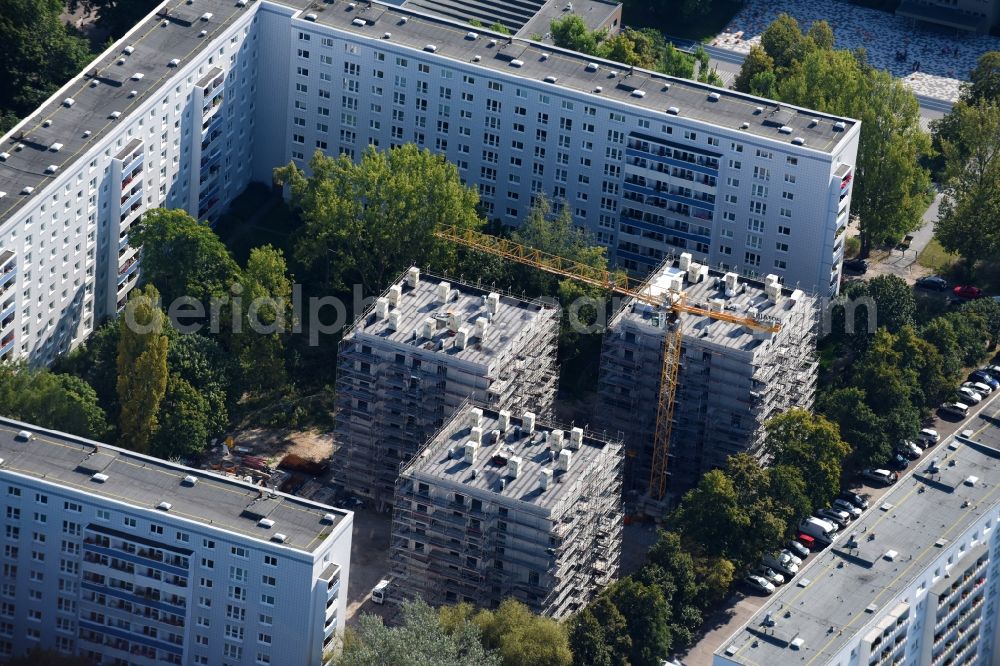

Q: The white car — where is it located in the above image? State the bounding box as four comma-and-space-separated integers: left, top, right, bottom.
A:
967, 381, 993, 395
763, 551, 799, 577
832, 498, 863, 519
816, 507, 851, 527
744, 574, 776, 594
779, 548, 803, 566
754, 565, 785, 586
918, 428, 939, 447
957, 387, 982, 404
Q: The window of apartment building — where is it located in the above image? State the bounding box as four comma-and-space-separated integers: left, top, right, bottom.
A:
149, 524, 163, 535
784, 173, 796, 184
774, 259, 787, 269
755, 149, 772, 159
744, 252, 761, 267
780, 207, 793, 218
778, 225, 791, 235
786, 156, 798, 166
729, 159, 741, 170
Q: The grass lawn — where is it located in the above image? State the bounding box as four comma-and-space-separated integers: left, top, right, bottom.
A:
621, 0, 743, 42
917, 238, 959, 274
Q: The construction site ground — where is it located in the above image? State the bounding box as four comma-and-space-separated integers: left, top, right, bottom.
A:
342, 508, 397, 627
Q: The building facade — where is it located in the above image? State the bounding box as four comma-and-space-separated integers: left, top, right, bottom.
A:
897, 0, 1000, 33
714, 419, 1000, 666
391, 405, 623, 618
0, 0, 858, 367
0, 418, 352, 665
598, 253, 818, 497
333, 268, 559, 508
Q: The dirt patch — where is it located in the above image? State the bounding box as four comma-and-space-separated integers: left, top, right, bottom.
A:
227, 428, 333, 463
343, 508, 397, 626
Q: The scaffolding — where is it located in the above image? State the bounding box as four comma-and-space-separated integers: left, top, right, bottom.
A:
390, 406, 624, 619
331, 269, 559, 509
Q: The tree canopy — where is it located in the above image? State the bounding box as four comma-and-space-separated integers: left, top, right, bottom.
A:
336, 599, 500, 666
275, 145, 483, 293
116, 285, 169, 454
934, 100, 1000, 272
0, 0, 92, 134
735, 14, 931, 252
130, 208, 242, 306
0, 364, 109, 440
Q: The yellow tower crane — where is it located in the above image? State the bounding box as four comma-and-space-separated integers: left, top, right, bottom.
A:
434, 225, 782, 505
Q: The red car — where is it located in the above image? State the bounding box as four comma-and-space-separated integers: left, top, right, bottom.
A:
953, 285, 983, 299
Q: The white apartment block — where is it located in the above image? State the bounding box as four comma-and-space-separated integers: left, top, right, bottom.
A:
0, 0, 858, 367
0, 417, 352, 666
714, 412, 1000, 666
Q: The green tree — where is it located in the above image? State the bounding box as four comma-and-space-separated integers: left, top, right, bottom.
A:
0, 0, 91, 128
733, 44, 774, 93
0, 365, 109, 440
935, 101, 1000, 272
275, 145, 483, 293
941, 311, 990, 366
845, 275, 916, 334
921, 316, 963, 379
817, 387, 890, 468
230, 245, 293, 397
550, 15, 602, 54
117, 286, 169, 454
337, 599, 500, 666
52, 320, 121, 428
568, 596, 631, 666
848, 65, 932, 253
605, 578, 672, 666
473, 599, 572, 666
759, 13, 814, 70
806, 20, 835, 51
965, 51, 1000, 104
166, 333, 232, 437
130, 208, 241, 306
150, 374, 210, 460
672, 469, 748, 562
765, 409, 850, 510
768, 464, 813, 523
960, 298, 1000, 349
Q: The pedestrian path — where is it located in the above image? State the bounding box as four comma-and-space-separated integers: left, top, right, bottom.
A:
711, 0, 1000, 101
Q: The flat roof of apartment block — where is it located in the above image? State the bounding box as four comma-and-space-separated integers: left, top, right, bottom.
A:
346, 268, 557, 369
403, 405, 620, 513
0, 418, 347, 553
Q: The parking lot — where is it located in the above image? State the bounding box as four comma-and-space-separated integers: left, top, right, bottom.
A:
343, 507, 397, 627
681, 378, 1000, 665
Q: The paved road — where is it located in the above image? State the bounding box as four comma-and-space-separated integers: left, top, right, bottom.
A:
672, 38, 954, 121
681, 385, 1000, 665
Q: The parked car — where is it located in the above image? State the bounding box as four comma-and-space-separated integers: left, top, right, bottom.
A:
786, 539, 810, 559
970, 370, 1000, 390
917, 428, 939, 447
890, 452, 911, 471
897, 440, 922, 460
916, 275, 948, 291
832, 498, 863, 518
816, 507, 851, 527
796, 533, 818, 551
743, 574, 776, 595
966, 381, 993, 395
371, 579, 391, 604
939, 402, 970, 419
837, 490, 869, 509
753, 566, 785, 586
762, 551, 800, 577
957, 387, 983, 404
983, 365, 1000, 380
780, 548, 803, 566
862, 468, 898, 486
843, 258, 868, 274
953, 285, 983, 299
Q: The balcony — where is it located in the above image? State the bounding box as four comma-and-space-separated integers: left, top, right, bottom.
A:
0, 263, 15, 291
120, 189, 143, 213
121, 152, 143, 176
0, 334, 14, 357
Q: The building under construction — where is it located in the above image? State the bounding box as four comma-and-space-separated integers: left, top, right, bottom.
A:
390, 405, 623, 618
333, 268, 559, 509
598, 252, 818, 499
